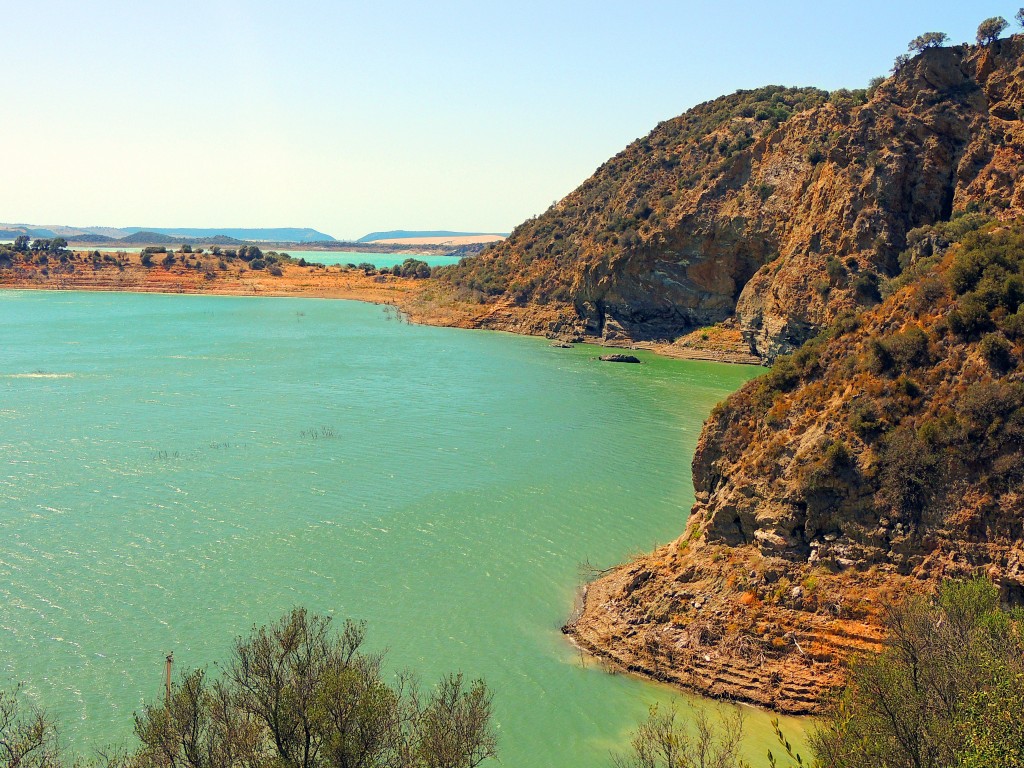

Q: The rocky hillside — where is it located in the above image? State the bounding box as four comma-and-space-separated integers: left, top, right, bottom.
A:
565, 216, 1024, 711
443, 38, 1024, 360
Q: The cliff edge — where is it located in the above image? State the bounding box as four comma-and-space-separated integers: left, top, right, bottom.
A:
441, 39, 1024, 362
565, 215, 1024, 711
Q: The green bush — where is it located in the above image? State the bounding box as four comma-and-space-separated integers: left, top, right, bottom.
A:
870, 326, 930, 373
979, 332, 1014, 372
811, 579, 1024, 768
876, 424, 938, 517
0, 609, 498, 768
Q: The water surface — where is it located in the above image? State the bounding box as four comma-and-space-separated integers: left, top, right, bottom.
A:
269, 249, 465, 269
0, 290, 801, 766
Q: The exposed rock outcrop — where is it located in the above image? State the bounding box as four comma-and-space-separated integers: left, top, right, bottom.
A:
566, 217, 1024, 709
443, 39, 1024, 361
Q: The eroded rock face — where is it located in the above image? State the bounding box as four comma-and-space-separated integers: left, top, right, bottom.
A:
447, 40, 1024, 360
567, 217, 1024, 710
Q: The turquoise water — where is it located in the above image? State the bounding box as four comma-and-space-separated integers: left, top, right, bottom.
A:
269, 249, 466, 269
0, 290, 800, 766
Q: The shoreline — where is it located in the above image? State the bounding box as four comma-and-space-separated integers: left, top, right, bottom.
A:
1, 256, 762, 366
562, 534, 889, 716
3, 256, 811, 719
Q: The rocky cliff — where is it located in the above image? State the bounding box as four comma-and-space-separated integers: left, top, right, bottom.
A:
443, 39, 1024, 360
565, 215, 1024, 711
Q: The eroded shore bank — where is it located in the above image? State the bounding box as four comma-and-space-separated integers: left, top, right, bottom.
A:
4, 252, 806, 715
1, 254, 761, 365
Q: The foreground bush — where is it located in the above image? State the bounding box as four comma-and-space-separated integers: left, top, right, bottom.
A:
0, 608, 497, 768
812, 578, 1024, 768
614, 578, 1024, 768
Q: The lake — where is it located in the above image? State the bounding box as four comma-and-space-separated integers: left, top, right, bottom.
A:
273, 249, 466, 269
0, 290, 803, 766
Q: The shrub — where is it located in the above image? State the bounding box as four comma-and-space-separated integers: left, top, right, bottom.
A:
907, 32, 948, 52
1000, 309, 1024, 339
853, 271, 881, 303
876, 425, 938, 517
870, 326, 930, 373
979, 332, 1014, 372
803, 439, 857, 496
249, 258, 266, 270
132, 609, 496, 768
949, 296, 995, 338
811, 579, 1024, 768
849, 400, 885, 438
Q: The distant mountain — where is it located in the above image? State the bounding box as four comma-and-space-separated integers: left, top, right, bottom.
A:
0, 224, 336, 244
120, 231, 184, 245
0, 225, 60, 238
357, 230, 508, 243
68, 234, 116, 243
127, 227, 336, 243
115, 231, 245, 246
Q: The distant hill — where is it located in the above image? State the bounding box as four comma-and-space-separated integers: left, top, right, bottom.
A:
117, 231, 245, 246
357, 230, 508, 243
128, 227, 336, 243
69, 234, 116, 243
0, 224, 336, 244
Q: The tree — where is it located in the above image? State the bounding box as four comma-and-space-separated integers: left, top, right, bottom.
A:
977, 16, 1008, 44
129, 608, 498, 768
611, 703, 745, 768
810, 578, 1024, 768
399, 259, 431, 279
891, 53, 912, 75
908, 32, 948, 52
0, 685, 62, 768
12, 235, 29, 252
866, 76, 886, 99
1017, 8, 1024, 28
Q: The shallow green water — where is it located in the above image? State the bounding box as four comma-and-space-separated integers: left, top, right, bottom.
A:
0, 290, 803, 766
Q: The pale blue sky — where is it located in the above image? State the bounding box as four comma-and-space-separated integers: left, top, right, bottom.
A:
2, 1, 1012, 239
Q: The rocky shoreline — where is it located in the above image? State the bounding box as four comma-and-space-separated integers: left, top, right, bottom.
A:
1, 255, 764, 366
562, 536, 891, 714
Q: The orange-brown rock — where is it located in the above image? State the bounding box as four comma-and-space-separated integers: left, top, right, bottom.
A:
567, 217, 1024, 710
443, 39, 1024, 362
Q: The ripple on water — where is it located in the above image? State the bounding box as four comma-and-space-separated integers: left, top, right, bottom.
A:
0, 291, 800, 766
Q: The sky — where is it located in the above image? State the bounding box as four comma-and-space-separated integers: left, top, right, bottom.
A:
2, 1, 1014, 240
